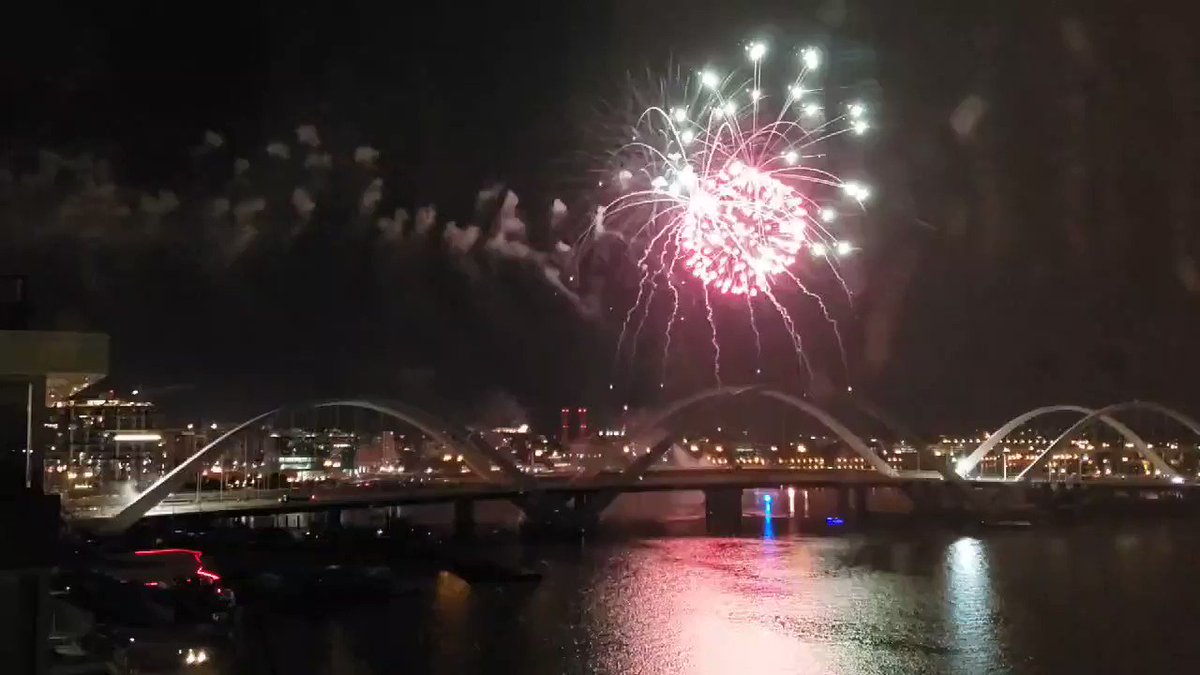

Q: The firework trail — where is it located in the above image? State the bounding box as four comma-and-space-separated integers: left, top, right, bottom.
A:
702, 283, 722, 384
745, 294, 762, 375
597, 39, 872, 387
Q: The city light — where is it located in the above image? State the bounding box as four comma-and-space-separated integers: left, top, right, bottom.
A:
112, 432, 162, 442
134, 549, 220, 583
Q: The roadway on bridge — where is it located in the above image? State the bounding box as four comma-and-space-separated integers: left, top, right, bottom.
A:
70, 469, 914, 522
66, 468, 1194, 528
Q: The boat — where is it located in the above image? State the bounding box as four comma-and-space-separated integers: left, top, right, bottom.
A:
50, 547, 234, 673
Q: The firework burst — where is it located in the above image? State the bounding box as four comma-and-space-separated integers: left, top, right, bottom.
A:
598, 39, 873, 387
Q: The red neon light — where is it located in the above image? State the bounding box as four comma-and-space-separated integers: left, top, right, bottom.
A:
133, 549, 221, 583
134, 548, 202, 557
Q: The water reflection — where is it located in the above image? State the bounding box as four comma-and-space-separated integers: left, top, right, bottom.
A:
945, 537, 1000, 671
431, 572, 473, 674
762, 495, 775, 539
245, 524, 1200, 674
600, 539, 830, 674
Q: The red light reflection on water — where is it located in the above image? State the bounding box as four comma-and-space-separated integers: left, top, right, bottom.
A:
597, 538, 835, 674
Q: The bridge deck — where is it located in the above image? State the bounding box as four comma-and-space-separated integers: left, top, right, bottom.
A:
67, 468, 1196, 528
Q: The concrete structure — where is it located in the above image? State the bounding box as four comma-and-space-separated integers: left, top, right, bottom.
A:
74, 390, 1200, 538
0, 291, 108, 675
70, 467, 1200, 540
0, 330, 109, 489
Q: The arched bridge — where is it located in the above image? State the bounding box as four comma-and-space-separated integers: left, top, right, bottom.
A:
100, 399, 525, 533
610, 385, 901, 479
74, 394, 1200, 533
955, 401, 1200, 481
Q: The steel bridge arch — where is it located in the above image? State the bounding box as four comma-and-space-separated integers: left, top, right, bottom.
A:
617, 385, 898, 479
620, 385, 760, 446
954, 404, 1173, 480
1015, 401, 1200, 481
103, 399, 522, 532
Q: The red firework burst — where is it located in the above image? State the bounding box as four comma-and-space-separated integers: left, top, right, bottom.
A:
599, 39, 872, 385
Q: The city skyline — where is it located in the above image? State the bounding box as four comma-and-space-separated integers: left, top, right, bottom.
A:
40, 386, 1200, 502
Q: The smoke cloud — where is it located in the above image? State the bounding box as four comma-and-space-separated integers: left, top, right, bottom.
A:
0, 125, 605, 417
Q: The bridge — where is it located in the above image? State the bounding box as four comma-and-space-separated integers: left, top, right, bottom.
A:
63, 390, 1200, 535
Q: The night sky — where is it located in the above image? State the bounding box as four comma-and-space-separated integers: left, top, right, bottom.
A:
2, 1, 1197, 434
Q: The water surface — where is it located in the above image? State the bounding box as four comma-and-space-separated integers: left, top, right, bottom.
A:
240, 520, 1200, 674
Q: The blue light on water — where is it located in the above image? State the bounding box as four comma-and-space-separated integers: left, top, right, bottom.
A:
826, 516, 845, 527
763, 499, 775, 539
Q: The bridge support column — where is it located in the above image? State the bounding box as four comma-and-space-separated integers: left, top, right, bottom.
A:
453, 498, 476, 539
853, 486, 870, 523
903, 482, 971, 520
835, 486, 852, 518
325, 507, 343, 528
903, 482, 932, 515
571, 492, 606, 534
704, 487, 743, 535
516, 494, 587, 539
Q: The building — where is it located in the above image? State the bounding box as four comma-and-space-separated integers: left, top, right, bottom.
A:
45, 393, 161, 492
268, 427, 358, 480
0, 274, 109, 674
355, 431, 399, 472
559, 407, 590, 445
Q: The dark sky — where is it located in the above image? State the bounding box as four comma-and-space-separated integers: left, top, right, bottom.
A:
2, 1, 1198, 434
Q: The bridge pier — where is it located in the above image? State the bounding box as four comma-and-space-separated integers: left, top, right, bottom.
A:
831, 486, 870, 523
900, 481, 975, 522
903, 482, 935, 515
325, 507, 343, 528
835, 486, 851, 518
453, 498, 476, 539
571, 491, 608, 533
516, 493, 598, 539
704, 487, 743, 535
853, 486, 870, 523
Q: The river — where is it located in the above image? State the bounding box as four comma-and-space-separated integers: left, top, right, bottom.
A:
232, 513, 1200, 674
